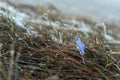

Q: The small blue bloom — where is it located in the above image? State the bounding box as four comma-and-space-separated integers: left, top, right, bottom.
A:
76, 38, 85, 55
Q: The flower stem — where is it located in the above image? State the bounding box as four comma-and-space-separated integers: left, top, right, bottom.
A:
81, 55, 85, 64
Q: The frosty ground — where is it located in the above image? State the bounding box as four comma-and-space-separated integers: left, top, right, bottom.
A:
0, 1, 120, 80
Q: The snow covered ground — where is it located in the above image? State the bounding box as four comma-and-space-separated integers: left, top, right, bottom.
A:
1, 0, 119, 42
10, 0, 120, 25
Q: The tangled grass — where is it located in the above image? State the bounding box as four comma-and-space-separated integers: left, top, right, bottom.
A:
0, 1, 120, 80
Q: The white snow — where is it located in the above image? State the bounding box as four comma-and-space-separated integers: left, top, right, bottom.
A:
105, 34, 114, 41
0, 1, 39, 36
0, 2, 29, 28
50, 21, 61, 28
79, 21, 91, 32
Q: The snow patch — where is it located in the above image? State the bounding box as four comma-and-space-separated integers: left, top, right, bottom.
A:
78, 21, 91, 32
0, 1, 39, 36
0, 2, 29, 28
105, 34, 114, 41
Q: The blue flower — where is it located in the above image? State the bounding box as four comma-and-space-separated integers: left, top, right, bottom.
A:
76, 38, 85, 55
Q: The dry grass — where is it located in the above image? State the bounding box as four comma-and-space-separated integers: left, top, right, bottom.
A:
0, 1, 120, 80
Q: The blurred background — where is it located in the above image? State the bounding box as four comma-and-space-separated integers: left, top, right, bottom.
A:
10, 0, 120, 26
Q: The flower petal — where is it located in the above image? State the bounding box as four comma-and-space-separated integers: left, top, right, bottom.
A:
76, 38, 85, 55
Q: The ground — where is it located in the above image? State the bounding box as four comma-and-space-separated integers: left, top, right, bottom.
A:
0, 1, 120, 80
